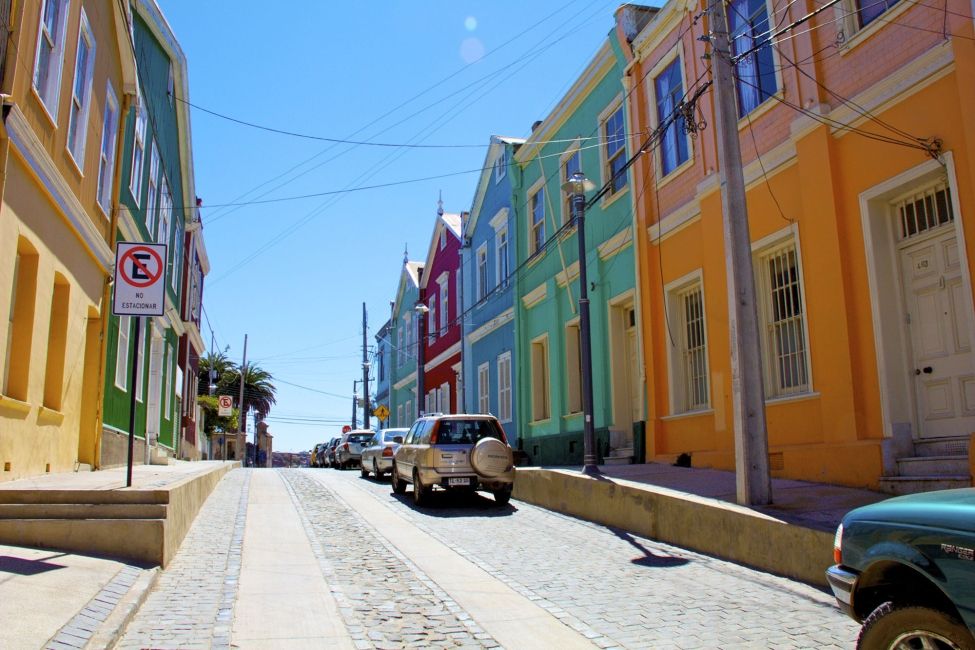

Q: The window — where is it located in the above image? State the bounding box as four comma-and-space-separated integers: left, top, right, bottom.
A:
856, 0, 899, 28
655, 58, 689, 175
158, 177, 171, 247
565, 322, 582, 414
476, 244, 488, 302
529, 185, 545, 255
396, 320, 404, 367
603, 104, 627, 194
146, 142, 159, 238
895, 182, 953, 241
404, 311, 413, 360
33, 0, 69, 118
428, 295, 436, 341
66, 11, 96, 166
478, 363, 490, 414
426, 391, 435, 415
729, 0, 777, 117
440, 229, 446, 251
530, 336, 550, 421
497, 352, 512, 423
166, 62, 174, 105
43, 276, 69, 410
496, 227, 509, 288
494, 149, 506, 183
115, 315, 130, 390
405, 399, 412, 421
440, 382, 451, 414
756, 241, 810, 397
439, 278, 448, 335
129, 91, 147, 204
671, 282, 709, 411
96, 84, 119, 215
135, 325, 144, 402
171, 221, 182, 291
4, 241, 39, 401
561, 149, 581, 224
165, 345, 174, 420
397, 404, 404, 427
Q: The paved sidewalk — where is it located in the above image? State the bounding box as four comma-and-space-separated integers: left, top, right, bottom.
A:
0, 460, 233, 492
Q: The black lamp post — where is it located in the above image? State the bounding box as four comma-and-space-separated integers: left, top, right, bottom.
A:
561, 171, 599, 476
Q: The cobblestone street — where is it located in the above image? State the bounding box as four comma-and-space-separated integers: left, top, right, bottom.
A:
114, 468, 859, 649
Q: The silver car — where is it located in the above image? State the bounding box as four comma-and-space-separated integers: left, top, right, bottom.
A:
333, 430, 374, 469
391, 414, 515, 506
359, 428, 408, 478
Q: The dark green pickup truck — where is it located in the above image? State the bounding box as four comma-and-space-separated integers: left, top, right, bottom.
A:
826, 488, 975, 650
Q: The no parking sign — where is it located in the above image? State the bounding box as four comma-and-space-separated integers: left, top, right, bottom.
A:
113, 242, 167, 317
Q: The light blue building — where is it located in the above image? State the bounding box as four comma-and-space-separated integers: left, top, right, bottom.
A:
373, 316, 392, 426
389, 259, 424, 429
461, 136, 525, 448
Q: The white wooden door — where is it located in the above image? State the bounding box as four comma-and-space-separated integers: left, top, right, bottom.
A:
900, 229, 975, 438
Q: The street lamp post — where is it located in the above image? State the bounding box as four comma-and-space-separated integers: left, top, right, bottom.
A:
414, 303, 429, 419
562, 171, 599, 476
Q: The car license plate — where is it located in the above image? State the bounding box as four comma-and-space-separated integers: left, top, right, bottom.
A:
448, 477, 470, 486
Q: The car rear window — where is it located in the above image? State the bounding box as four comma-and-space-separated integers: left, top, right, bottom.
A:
382, 430, 404, 442
348, 433, 372, 443
435, 419, 506, 445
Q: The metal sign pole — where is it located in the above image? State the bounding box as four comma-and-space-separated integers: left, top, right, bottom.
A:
126, 317, 141, 488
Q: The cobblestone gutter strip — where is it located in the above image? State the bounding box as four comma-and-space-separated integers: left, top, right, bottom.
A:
114, 469, 251, 650
43, 565, 148, 650
280, 470, 502, 650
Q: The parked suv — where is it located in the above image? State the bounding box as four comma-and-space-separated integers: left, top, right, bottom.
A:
333, 430, 374, 469
391, 414, 515, 506
826, 488, 975, 649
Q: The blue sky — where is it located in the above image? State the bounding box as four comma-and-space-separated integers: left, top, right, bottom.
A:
159, 0, 630, 452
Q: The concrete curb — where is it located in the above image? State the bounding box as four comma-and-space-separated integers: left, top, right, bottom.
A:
512, 468, 833, 587
86, 566, 159, 649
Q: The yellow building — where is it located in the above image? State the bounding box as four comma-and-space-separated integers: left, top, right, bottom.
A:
617, 1, 975, 491
0, 0, 136, 481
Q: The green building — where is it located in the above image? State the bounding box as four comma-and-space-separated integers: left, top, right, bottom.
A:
513, 37, 644, 465
100, 1, 195, 466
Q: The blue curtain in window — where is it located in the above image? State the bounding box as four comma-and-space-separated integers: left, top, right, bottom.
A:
729, 0, 777, 116
655, 59, 688, 175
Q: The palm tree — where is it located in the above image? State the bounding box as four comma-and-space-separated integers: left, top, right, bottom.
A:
198, 350, 236, 396
224, 362, 277, 430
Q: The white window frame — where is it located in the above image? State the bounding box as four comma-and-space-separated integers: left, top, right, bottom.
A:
530, 334, 550, 422
495, 225, 509, 289
405, 399, 412, 421
665, 271, 710, 413
397, 403, 404, 428
66, 10, 96, 170
476, 243, 488, 302
146, 141, 159, 238
753, 227, 813, 399
404, 311, 413, 360
171, 221, 182, 291
96, 82, 119, 217
440, 382, 450, 414
114, 315, 130, 390
439, 275, 449, 335
497, 351, 512, 423
646, 45, 693, 181
32, 0, 70, 123
477, 362, 490, 414
428, 294, 436, 341
598, 96, 628, 200
158, 176, 171, 247
129, 90, 147, 205
439, 228, 446, 251
494, 148, 506, 184
528, 178, 546, 256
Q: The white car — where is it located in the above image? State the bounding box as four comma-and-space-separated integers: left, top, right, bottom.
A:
359, 428, 408, 478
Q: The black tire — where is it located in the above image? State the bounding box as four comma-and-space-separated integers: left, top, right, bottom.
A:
412, 469, 429, 506
493, 485, 512, 506
857, 602, 975, 650
360, 463, 369, 478
391, 464, 407, 494
373, 460, 382, 478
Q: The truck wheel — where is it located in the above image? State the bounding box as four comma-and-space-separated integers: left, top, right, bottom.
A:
857, 602, 975, 650
391, 464, 407, 494
493, 485, 512, 506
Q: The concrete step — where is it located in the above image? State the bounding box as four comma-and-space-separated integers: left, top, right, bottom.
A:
878, 475, 972, 496
913, 436, 970, 457
0, 489, 169, 505
0, 518, 165, 563
895, 455, 969, 476
0, 503, 167, 519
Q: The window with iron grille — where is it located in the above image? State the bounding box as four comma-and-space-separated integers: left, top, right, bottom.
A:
677, 284, 709, 410
895, 182, 953, 242
757, 242, 810, 397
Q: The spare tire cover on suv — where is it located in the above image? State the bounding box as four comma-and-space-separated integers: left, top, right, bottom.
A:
470, 437, 513, 478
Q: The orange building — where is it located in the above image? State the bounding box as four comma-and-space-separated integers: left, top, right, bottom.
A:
615, 1, 975, 491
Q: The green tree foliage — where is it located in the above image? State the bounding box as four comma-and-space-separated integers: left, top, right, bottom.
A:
197, 353, 277, 431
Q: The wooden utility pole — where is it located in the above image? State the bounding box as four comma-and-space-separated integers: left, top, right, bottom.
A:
709, 0, 772, 505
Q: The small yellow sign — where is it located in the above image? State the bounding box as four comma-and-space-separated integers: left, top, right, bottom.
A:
374, 404, 390, 422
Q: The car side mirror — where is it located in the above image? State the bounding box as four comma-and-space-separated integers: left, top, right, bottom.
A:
393, 436, 404, 444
